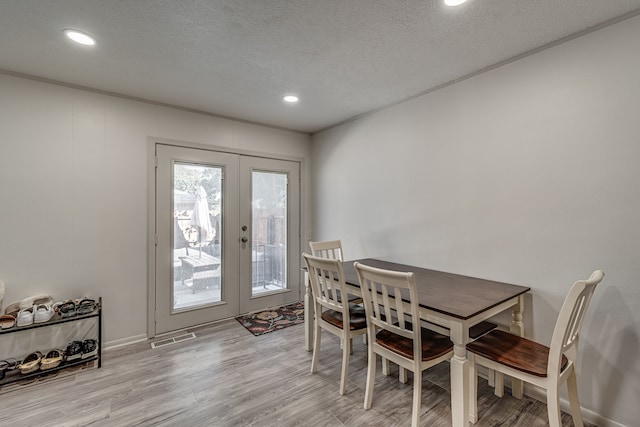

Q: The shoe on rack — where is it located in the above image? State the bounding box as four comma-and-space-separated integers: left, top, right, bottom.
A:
76, 298, 97, 315
5, 301, 21, 318
0, 358, 18, 380
81, 339, 98, 359
0, 314, 16, 329
40, 349, 65, 370
16, 306, 35, 327
34, 304, 55, 323
18, 351, 42, 374
65, 341, 83, 362
53, 300, 76, 318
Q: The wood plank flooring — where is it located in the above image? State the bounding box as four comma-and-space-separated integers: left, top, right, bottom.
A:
0, 319, 595, 426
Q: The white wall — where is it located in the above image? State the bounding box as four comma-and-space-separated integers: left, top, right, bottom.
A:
0, 74, 311, 347
311, 15, 640, 427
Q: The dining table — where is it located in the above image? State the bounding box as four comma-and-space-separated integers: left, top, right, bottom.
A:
303, 258, 531, 427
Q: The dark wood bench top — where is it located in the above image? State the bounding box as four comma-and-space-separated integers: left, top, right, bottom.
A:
377, 327, 453, 361
466, 329, 568, 377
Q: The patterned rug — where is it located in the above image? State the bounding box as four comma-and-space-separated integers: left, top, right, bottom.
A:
236, 302, 304, 336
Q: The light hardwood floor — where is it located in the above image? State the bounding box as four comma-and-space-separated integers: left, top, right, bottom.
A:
0, 319, 594, 426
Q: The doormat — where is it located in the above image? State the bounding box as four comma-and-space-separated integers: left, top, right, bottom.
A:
235, 302, 304, 336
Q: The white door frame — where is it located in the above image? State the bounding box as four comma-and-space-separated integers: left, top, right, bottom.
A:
147, 137, 304, 338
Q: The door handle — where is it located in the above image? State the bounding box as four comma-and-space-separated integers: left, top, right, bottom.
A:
241, 237, 248, 243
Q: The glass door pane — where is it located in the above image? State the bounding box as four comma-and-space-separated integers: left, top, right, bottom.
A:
251, 171, 287, 297
155, 144, 240, 335
173, 163, 222, 310
238, 156, 300, 315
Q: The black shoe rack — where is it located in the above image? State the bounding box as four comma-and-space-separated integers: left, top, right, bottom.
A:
0, 297, 102, 387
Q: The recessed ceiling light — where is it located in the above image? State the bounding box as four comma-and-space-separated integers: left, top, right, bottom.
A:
444, 0, 467, 6
63, 29, 96, 46
283, 95, 299, 103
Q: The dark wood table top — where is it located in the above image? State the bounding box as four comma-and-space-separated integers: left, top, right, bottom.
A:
342, 258, 530, 320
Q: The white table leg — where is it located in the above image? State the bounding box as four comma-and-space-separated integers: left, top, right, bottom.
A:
509, 295, 525, 398
304, 271, 314, 352
450, 323, 469, 427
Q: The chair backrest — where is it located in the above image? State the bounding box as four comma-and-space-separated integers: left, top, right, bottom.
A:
548, 270, 604, 377
303, 253, 351, 321
354, 262, 421, 360
309, 240, 344, 261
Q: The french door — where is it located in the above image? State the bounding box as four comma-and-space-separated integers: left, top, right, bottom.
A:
153, 144, 300, 335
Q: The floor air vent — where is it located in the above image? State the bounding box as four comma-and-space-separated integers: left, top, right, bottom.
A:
151, 332, 196, 349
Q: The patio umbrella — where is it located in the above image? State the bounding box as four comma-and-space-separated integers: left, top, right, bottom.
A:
190, 186, 214, 258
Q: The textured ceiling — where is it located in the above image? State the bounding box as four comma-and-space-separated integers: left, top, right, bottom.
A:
1, 0, 639, 133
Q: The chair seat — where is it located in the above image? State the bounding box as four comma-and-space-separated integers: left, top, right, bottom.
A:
321, 304, 367, 330
376, 327, 453, 361
466, 329, 568, 377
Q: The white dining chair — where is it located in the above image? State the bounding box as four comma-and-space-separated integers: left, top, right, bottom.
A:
309, 239, 366, 350
309, 239, 344, 261
354, 262, 454, 427
302, 253, 367, 395
466, 270, 604, 426
309, 240, 363, 304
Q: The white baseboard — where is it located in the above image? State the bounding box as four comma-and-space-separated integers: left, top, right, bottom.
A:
579, 405, 629, 427
103, 316, 239, 351
515, 381, 629, 427
103, 333, 148, 350
475, 368, 628, 427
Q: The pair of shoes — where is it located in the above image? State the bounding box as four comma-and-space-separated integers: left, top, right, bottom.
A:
81, 339, 99, 359
53, 300, 76, 318
76, 298, 97, 315
0, 314, 16, 329
34, 304, 55, 323
40, 349, 65, 370
18, 351, 43, 374
16, 306, 35, 327
0, 358, 18, 380
19, 294, 54, 310
65, 341, 83, 361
